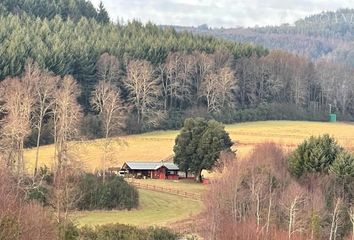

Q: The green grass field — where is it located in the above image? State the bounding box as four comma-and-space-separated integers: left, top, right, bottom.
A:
24, 121, 354, 172
72, 189, 203, 227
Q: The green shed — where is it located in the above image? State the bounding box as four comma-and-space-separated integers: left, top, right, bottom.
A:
329, 114, 337, 122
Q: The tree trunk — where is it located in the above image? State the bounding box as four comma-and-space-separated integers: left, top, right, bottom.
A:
266, 182, 272, 234
34, 114, 43, 180
195, 169, 202, 182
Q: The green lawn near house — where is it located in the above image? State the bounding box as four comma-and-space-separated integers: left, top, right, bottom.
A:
72, 189, 203, 227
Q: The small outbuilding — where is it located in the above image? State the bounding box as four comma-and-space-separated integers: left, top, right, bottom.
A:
121, 161, 179, 180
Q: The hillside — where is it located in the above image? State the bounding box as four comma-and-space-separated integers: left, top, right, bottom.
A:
24, 121, 354, 172
0, 1, 268, 136
1, 2, 354, 142
171, 9, 354, 65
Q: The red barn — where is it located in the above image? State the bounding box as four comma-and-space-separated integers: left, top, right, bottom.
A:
121, 162, 179, 180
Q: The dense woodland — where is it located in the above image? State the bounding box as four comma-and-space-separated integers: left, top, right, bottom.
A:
1, 2, 354, 147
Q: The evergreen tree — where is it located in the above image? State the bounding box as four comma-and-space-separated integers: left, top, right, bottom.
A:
173, 118, 233, 182
97, 1, 110, 24
288, 134, 343, 177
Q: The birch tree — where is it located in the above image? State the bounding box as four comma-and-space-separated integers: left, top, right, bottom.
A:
97, 53, 120, 85
125, 59, 164, 129
349, 206, 354, 240
329, 198, 342, 240
164, 52, 194, 109
27, 61, 60, 178
201, 67, 236, 113
91, 80, 126, 182
0, 75, 35, 174
52, 75, 82, 171
281, 183, 307, 240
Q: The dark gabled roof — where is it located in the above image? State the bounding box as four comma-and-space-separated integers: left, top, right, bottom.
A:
122, 161, 179, 171
162, 162, 179, 171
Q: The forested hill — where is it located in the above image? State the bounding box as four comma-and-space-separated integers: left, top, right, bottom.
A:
0, 0, 110, 23
1, 1, 354, 144
171, 9, 354, 65
0, 2, 267, 105
0, 0, 269, 138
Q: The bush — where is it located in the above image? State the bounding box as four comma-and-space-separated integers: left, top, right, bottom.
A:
229, 103, 328, 123
59, 221, 79, 240
0, 216, 20, 240
26, 185, 49, 205
79, 224, 179, 240
330, 151, 354, 178
76, 174, 139, 210
288, 135, 343, 177
0, 167, 58, 240
22, 166, 52, 205
146, 227, 179, 240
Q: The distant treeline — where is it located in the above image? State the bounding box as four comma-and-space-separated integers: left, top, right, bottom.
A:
174, 9, 354, 66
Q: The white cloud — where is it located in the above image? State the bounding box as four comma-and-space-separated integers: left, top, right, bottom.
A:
90, 0, 354, 27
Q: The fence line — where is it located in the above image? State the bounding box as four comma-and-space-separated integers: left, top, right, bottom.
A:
129, 181, 202, 201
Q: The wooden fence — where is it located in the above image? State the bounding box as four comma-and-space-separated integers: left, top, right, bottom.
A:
129, 181, 202, 201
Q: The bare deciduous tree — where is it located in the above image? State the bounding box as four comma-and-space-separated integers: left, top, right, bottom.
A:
329, 198, 342, 240
52, 75, 82, 171
192, 51, 214, 99
125, 59, 165, 129
97, 53, 120, 85
27, 60, 60, 178
164, 52, 194, 109
349, 205, 354, 240
201, 67, 236, 113
91, 80, 126, 182
0, 74, 35, 174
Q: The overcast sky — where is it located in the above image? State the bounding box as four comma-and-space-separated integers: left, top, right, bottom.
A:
90, 0, 354, 28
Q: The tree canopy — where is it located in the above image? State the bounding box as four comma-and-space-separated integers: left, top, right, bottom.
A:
288, 134, 344, 177
173, 118, 233, 181
0, 0, 102, 21
1, 0, 354, 141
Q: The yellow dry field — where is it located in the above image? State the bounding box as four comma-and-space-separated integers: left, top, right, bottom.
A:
24, 121, 354, 173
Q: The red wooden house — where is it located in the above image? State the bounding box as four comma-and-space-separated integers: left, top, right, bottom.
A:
121, 162, 179, 180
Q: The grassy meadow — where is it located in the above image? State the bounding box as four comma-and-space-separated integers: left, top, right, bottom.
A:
24, 121, 354, 172
25, 120, 354, 228
73, 188, 203, 227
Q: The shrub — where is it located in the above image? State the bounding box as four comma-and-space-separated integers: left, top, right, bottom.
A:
22, 166, 52, 205
288, 134, 343, 177
26, 185, 49, 205
146, 227, 179, 240
79, 224, 179, 240
0, 216, 20, 240
0, 167, 57, 240
229, 103, 328, 123
330, 151, 354, 178
59, 221, 79, 240
76, 174, 139, 210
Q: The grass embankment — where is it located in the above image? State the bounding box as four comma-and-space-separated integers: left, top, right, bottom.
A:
73, 188, 203, 227
24, 121, 354, 172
